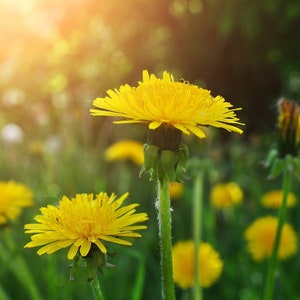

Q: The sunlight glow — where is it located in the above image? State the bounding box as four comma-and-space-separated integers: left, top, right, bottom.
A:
2, 0, 36, 13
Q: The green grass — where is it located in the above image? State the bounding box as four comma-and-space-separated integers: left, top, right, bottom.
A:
1, 126, 300, 300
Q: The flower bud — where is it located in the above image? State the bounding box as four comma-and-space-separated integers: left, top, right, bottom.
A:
277, 98, 300, 157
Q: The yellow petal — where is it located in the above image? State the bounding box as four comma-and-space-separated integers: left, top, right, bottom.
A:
79, 239, 91, 257
68, 244, 79, 260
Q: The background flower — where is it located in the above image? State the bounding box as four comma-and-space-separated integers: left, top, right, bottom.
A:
24, 192, 148, 260
105, 140, 144, 166
172, 240, 223, 289
169, 182, 184, 200
261, 190, 297, 209
210, 182, 243, 209
244, 216, 297, 261
91, 70, 243, 139
0, 181, 33, 225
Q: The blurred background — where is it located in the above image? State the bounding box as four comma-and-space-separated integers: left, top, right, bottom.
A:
1, 0, 300, 299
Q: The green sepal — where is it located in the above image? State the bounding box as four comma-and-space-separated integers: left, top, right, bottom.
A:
86, 257, 97, 282
174, 144, 189, 181
264, 148, 278, 168
265, 151, 300, 179
161, 150, 176, 182
140, 143, 189, 183
178, 144, 189, 169
70, 248, 118, 281
93, 251, 106, 274
85, 250, 110, 281
292, 157, 300, 178
268, 158, 285, 179
69, 253, 80, 281
139, 144, 159, 177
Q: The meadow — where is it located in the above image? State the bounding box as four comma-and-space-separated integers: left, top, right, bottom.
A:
1, 1, 300, 299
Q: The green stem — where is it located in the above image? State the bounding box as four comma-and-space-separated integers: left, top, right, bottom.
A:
263, 164, 292, 300
131, 254, 146, 300
47, 254, 57, 299
90, 276, 104, 300
158, 177, 176, 300
193, 171, 203, 300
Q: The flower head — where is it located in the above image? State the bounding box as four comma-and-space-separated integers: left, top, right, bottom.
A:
277, 98, 300, 157
244, 216, 297, 261
24, 192, 148, 260
210, 182, 243, 209
90, 70, 243, 140
261, 190, 297, 209
105, 140, 144, 166
0, 181, 33, 225
172, 240, 223, 289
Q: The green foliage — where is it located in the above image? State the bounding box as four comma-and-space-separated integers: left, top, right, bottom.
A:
1, 0, 300, 299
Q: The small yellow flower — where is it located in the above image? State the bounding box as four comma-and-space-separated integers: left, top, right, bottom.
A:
0, 181, 33, 225
172, 240, 223, 289
210, 182, 243, 209
90, 70, 243, 139
244, 216, 297, 261
169, 182, 184, 199
262, 190, 297, 209
105, 140, 144, 166
24, 192, 148, 260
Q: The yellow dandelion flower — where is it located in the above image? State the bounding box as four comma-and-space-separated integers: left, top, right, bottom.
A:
90, 70, 243, 139
244, 216, 297, 261
105, 140, 144, 166
172, 240, 223, 289
210, 182, 243, 209
262, 190, 297, 209
24, 192, 148, 260
169, 182, 184, 199
0, 181, 33, 225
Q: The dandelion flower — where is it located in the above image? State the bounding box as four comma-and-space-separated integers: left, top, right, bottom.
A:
24, 192, 148, 260
262, 190, 297, 209
90, 70, 243, 140
105, 140, 144, 166
244, 216, 297, 261
210, 182, 243, 209
0, 181, 33, 225
172, 240, 223, 289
